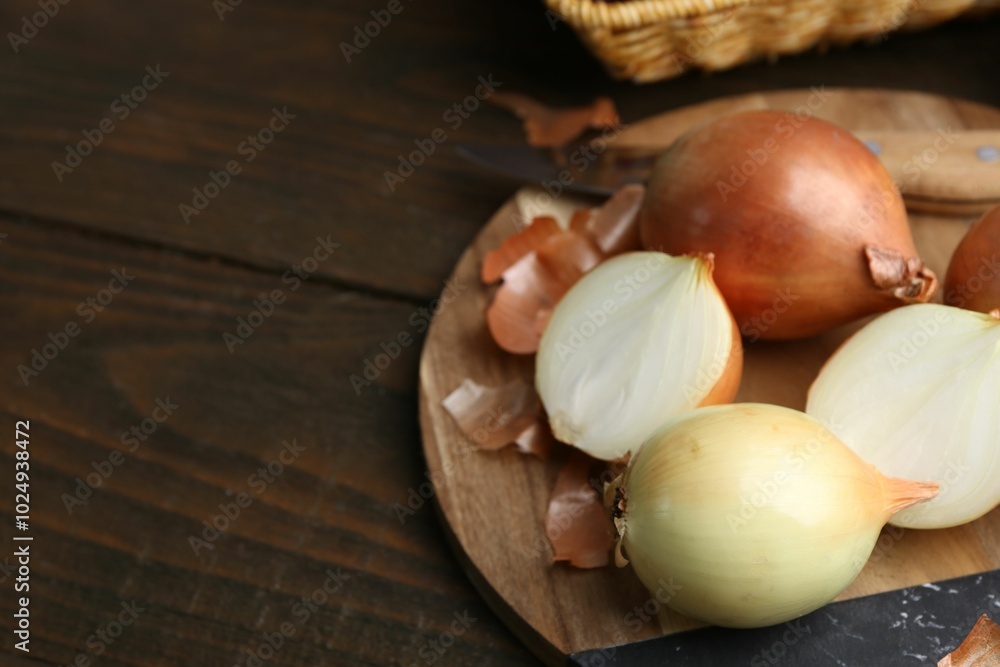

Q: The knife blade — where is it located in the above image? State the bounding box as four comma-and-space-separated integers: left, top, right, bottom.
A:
458, 129, 1000, 215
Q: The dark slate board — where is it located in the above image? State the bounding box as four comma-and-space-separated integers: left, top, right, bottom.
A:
568, 569, 1000, 666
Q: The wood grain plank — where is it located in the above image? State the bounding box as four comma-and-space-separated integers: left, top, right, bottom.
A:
0, 1, 998, 300
1, 2, 999, 666
0, 215, 541, 666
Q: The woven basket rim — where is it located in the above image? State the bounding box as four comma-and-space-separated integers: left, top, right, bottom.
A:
547, 0, 756, 30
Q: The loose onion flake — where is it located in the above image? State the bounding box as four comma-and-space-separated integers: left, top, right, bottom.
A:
545, 452, 615, 569
488, 92, 620, 148
938, 615, 1000, 667
485, 186, 646, 354
442, 378, 552, 458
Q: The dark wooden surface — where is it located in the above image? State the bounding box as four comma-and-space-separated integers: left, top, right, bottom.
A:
0, 1, 997, 665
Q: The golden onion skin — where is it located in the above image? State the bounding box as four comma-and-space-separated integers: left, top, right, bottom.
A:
639, 111, 936, 339
944, 205, 1000, 314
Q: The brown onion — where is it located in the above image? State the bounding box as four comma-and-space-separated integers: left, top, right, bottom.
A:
944, 204, 1000, 313
639, 110, 937, 340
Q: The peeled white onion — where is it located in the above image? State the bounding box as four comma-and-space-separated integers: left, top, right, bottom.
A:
807, 304, 1000, 528
535, 252, 741, 460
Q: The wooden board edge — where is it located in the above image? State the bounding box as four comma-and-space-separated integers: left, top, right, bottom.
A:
416, 88, 1000, 662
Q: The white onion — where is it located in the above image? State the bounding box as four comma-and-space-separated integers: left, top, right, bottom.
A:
535, 252, 741, 460
613, 403, 937, 628
806, 304, 1000, 528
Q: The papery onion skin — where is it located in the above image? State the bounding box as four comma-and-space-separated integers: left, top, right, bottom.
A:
614, 403, 937, 628
485, 186, 646, 354
944, 205, 1000, 314
639, 110, 937, 339
536, 252, 741, 461
806, 304, 1000, 529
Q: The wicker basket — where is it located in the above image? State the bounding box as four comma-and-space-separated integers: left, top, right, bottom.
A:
546, 0, 1000, 82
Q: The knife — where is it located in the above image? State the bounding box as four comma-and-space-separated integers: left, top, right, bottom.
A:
459, 130, 1000, 215
568, 568, 1000, 667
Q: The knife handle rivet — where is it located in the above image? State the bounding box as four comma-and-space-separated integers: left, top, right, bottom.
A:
977, 146, 999, 163
863, 140, 882, 155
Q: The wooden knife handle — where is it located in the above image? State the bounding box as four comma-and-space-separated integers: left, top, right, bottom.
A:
855, 130, 1000, 215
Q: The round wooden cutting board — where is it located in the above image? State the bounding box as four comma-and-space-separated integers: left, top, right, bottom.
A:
417, 89, 1000, 666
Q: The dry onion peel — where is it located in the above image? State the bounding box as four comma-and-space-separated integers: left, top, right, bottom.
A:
639, 110, 937, 339
938, 615, 1000, 667
485, 186, 645, 354
536, 251, 741, 460
545, 452, 615, 569
612, 403, 938, 628
485, 234, 601, 354
944, 204, 1000, 314
807, 304, 1000, 529
481, 215, 561, 284
534, 232, 603, 287
568, 208, 591, 233
442, 378, 551, 458
513, 421, 556, 460
488, 92, 620, 148
580, 183, 644, 256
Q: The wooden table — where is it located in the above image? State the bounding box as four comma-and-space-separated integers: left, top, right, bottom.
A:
0, 2, 997, 665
